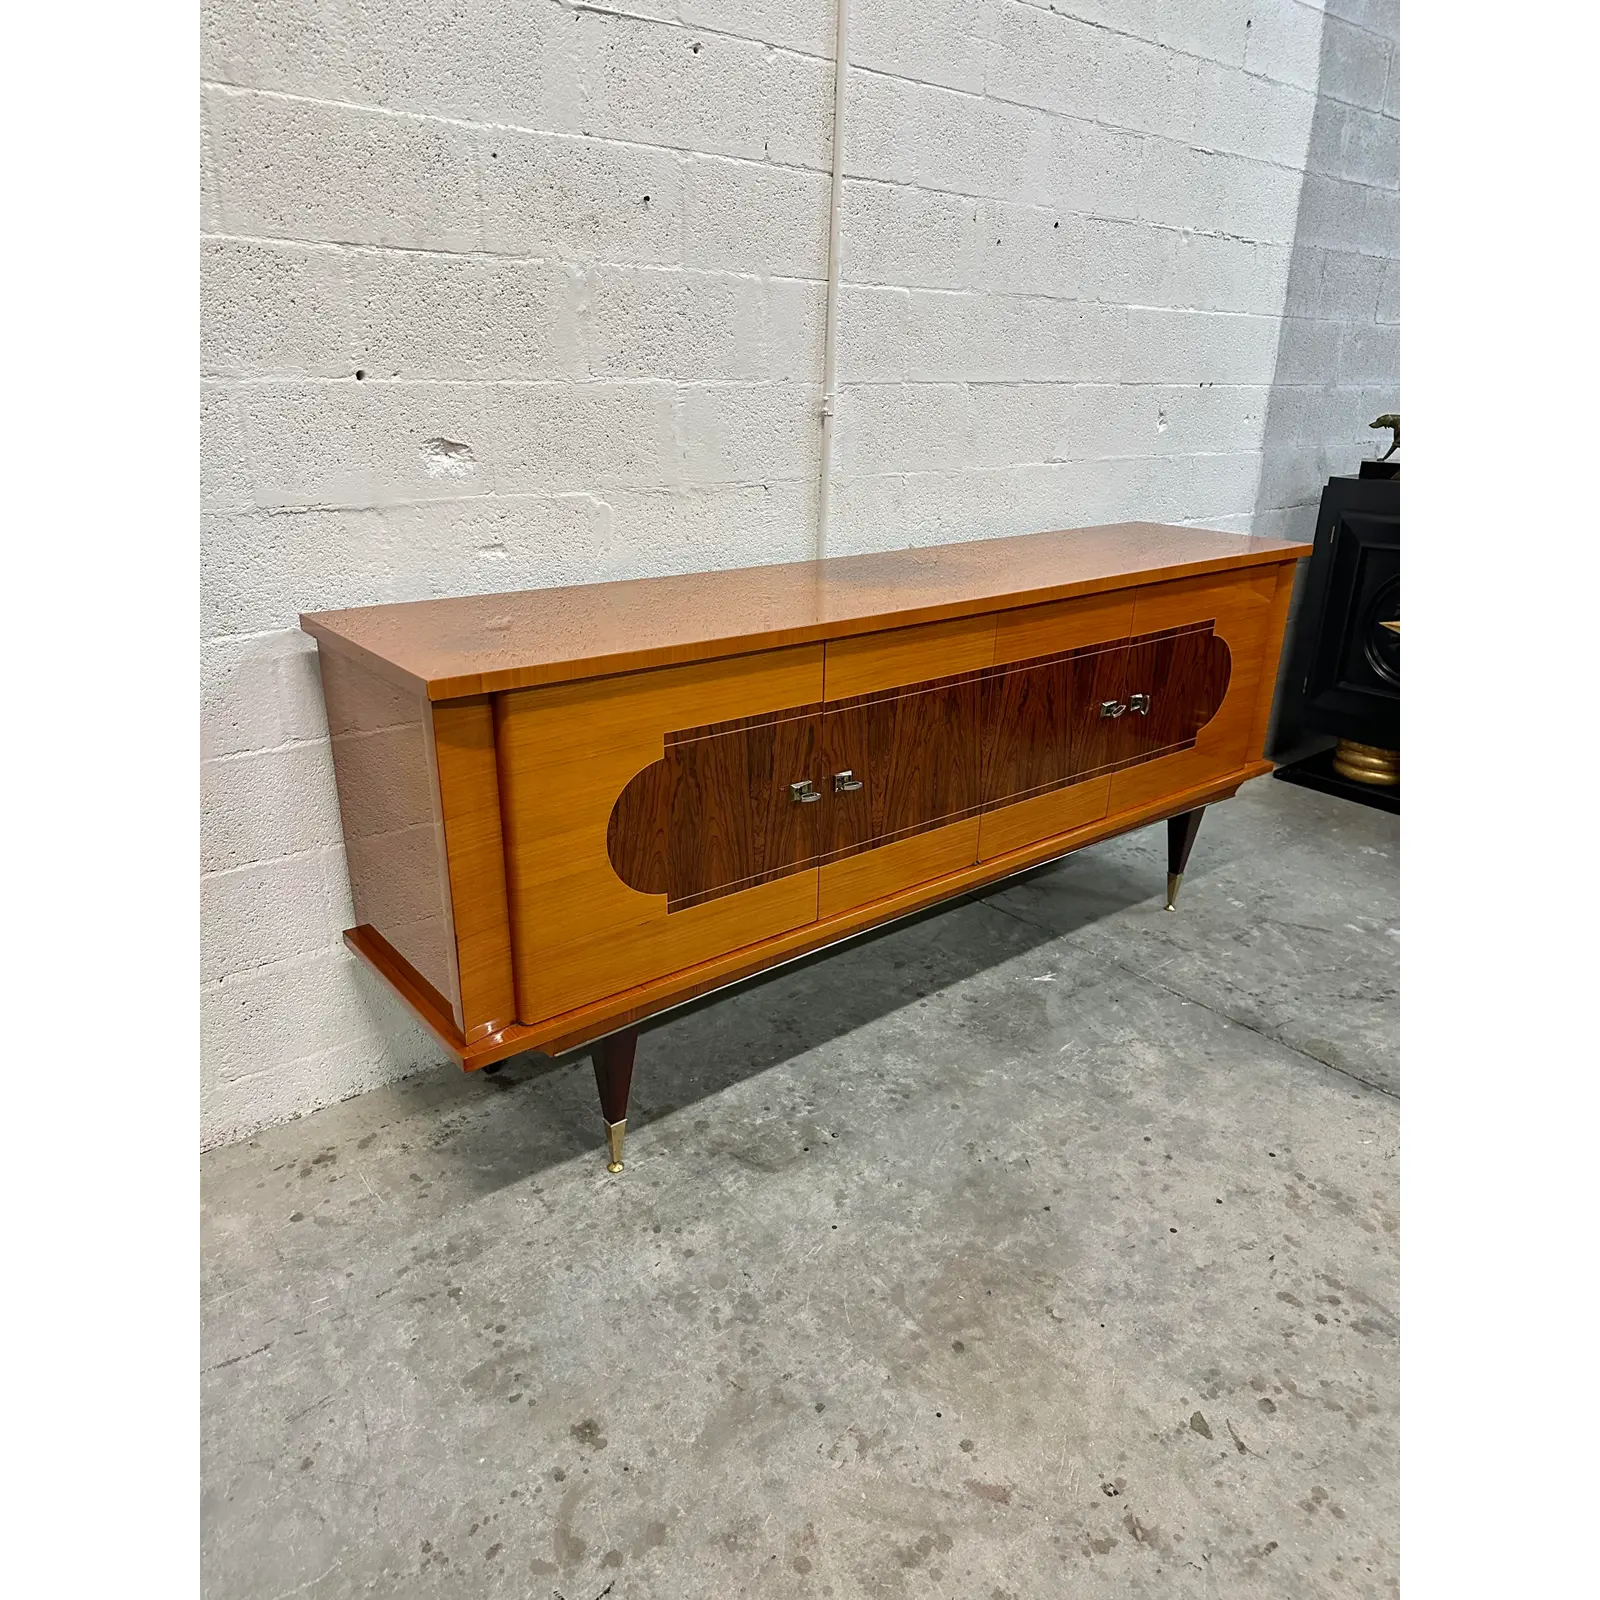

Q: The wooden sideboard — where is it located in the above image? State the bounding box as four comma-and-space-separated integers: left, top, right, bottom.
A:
302, 523, 1310, 1171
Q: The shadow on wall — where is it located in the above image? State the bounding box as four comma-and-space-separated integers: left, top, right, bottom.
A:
1256, 5, 1400, 756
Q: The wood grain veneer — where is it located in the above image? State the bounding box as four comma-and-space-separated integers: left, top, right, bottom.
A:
608, 703, 823, 913
307, 523, 1312, 1171
822, 613, 997, 699
319, 649, 461, 1024
302, 524, 1310, 700
974, 588, 1136, 859
818, 674, 985, 863
602, 621, 1231, 915
1108, 568, 1279, 812
991, 588, 1136, 666
818, 817, 982, 921
495, 644, 824, 1023
977, 777, 1110, 863
815, 615, 995, 913
346, 757, 1274, 1071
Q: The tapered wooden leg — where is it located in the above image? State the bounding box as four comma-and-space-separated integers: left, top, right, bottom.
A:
1165, 807, 1206, 911
591, 1028, 638, 1173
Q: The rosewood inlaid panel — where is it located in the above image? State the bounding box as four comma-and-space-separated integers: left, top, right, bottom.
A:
607, 706, 823, 913
979, 655, 1073, 808
819, 675, 984, 864
1108, 567, 1281, 814
1118, 625, 1233, 770
607, 622, 1231, 911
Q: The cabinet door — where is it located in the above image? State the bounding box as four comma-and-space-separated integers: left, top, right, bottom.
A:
979, 656, 1072, 806
1109, 570, 1277, 812
817, 618, 992, 917
496, 646, 823, 1025
976, 593, 1134, 861
608, 706, 821, 912
1065, 640, 1135, 779
1117, 627, 1232, 768
978, 641, 1135, 799
820, 677, 983, 857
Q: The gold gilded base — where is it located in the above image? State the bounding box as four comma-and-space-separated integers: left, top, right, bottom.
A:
1331, 738, 1399, 787
1165, 871, 1183, 911
605, 1119, 626, 1174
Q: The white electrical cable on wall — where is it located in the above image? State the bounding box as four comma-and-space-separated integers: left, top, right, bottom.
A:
816, 0, 850, 562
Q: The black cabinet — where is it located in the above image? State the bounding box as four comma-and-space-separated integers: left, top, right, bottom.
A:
1271, 472, 1399, 810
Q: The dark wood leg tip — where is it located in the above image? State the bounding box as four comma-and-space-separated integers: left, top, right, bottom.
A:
592, 1028, 639, 1173
1165, 808, 1206, 910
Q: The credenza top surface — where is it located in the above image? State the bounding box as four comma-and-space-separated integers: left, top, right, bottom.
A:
301, 521, 1311, 701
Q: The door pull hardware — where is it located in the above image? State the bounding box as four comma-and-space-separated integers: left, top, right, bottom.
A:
833, 769, 864, 793
1128, 693, 1152, 715
789, 779, 821, 803
1099, 700, 1127, 718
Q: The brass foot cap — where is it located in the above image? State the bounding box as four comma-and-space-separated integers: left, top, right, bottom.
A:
604, 1118, 627, 1174
1165, 871, 1183, 912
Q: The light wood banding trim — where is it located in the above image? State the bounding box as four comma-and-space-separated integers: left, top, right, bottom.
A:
978, 776, 1110, 862
819, 816, 981, 920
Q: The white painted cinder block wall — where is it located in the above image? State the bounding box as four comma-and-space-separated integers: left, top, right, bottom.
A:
200, 0, 1399, 1148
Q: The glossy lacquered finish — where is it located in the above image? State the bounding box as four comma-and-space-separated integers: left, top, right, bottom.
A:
605, 703, 825, 913
604, 622, 1231, 912
301, 522, 1310, 701
496, 644, 826, 1026
343, 762, 1265, 1073
317, 651, 458, 1016
307, 525, 1311, 1127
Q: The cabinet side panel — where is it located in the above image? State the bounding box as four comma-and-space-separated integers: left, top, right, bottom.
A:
497, 646, 824, 1026
317, 646, 462, 1027
432, 696, 518, 1040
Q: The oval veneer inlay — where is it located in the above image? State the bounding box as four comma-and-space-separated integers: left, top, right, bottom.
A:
608, 623, 1230, 911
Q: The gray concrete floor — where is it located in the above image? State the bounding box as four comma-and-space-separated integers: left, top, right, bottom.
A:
203, 775, 1398, 1600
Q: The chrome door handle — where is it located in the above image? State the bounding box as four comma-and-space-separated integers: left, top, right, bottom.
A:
833, 769, 863, 793
1099, 700, 1127, 719
1128, 693, 1151, 715
790, 779, 821, 803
